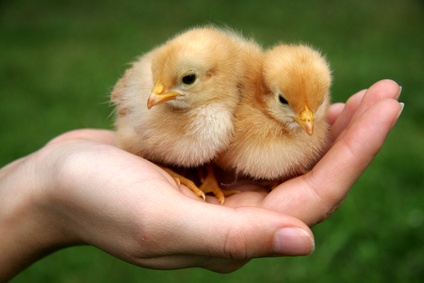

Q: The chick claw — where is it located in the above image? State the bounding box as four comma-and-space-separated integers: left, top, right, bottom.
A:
199, 164, 238, 204
161, 167, 206, 201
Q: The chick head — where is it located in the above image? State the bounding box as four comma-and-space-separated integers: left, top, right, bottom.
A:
262, 44, 332, 136
147, 27, 241, 110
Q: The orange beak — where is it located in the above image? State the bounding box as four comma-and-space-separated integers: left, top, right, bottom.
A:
147, 79, 182, 109
292, 105, 315, 136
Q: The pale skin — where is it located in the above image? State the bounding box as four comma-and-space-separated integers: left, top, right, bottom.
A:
0, 80, 402, 280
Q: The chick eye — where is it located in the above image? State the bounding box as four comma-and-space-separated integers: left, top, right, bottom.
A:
181, 74, 196, 85
278, 94, 289, 105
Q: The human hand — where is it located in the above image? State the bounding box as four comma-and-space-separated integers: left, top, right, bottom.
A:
0, 79, 402, 280
0, 129, 314, 280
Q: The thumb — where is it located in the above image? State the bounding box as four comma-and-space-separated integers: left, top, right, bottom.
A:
197, 206, 315, 258
148, 201, 315, 260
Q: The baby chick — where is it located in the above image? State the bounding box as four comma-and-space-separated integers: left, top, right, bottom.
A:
216, 44, 332, 183
111, 26, 262, 203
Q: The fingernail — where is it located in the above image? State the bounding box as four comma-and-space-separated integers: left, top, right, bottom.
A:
395, 86, 403, 100
396, 102, 405, 120
391, 102, 404, 128
273, 228, 315, 256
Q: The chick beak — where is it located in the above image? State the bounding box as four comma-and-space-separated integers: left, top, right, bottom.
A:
147, 79, 182, 109
292, 105, 315, 136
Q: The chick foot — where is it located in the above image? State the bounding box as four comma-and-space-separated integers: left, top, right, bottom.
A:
199, 164, 238, 204
161, 167, 206, 201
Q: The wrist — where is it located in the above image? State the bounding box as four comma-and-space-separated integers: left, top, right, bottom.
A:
0, 152, 74, 280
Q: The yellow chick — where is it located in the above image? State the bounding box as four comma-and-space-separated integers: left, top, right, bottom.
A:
216, 44, 332, 183
111, 26, 262, 203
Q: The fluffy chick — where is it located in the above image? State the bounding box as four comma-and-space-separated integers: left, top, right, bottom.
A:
111, 26, 262, 202
216, 44, 332, 182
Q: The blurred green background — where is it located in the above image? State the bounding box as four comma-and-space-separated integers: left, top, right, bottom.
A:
1, 0, 423, 282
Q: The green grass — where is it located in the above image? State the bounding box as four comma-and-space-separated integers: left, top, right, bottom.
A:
1, 0, 424, 282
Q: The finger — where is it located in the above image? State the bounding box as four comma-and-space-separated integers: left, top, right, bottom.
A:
326, 103, 345, 126
347, 79, 401, 124
329, 89, 366, 140
330, 79, 401, 142
263, 98, 403, 226
47, 129, 116, 145
305, 99, 402, 224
